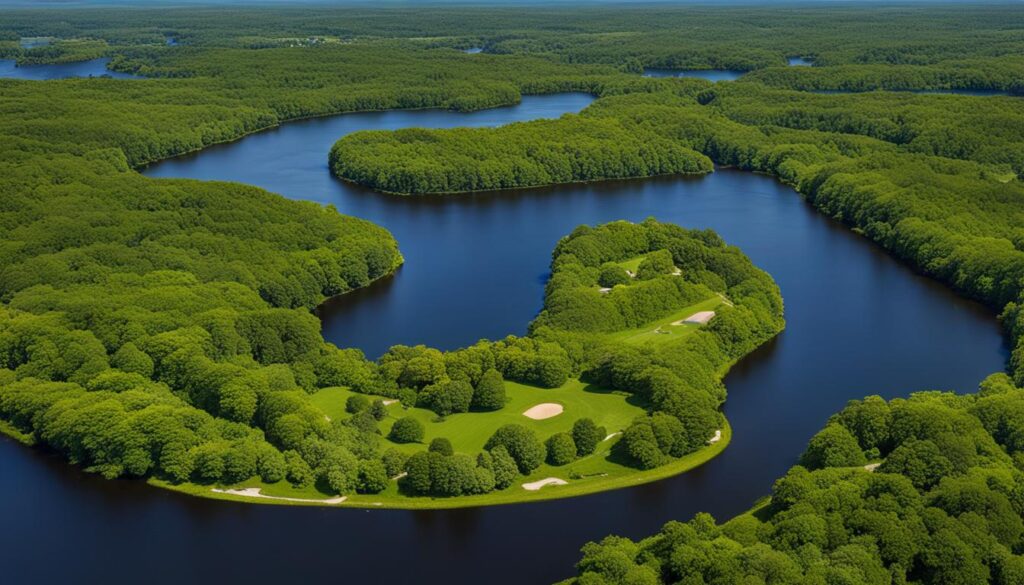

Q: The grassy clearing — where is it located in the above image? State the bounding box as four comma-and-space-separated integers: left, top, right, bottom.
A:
615, 254, 647, 273
155, 420, 732, 509
310, 380, 644, 456
158, 381, 730, 509
606, 297, 724, 346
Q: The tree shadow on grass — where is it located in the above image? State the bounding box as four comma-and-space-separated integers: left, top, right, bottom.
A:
580, 383, 649, 409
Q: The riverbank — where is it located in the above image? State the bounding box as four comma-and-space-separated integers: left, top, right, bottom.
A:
150, 420, 732, 509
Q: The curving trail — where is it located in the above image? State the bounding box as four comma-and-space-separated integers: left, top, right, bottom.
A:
0, 94, 1008, 585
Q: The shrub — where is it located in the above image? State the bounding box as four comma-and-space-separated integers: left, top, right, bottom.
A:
598, 263, 632, 287
572, 418, 605, 456
429, 437, 454, 456
800, 423, 867, 469
489, 445, 520, 489
356, 459, 389, 494
370, 399, 388, 420
381, 448, 408, 478
485, 424, 546, 474
346, 394, 369, 414
546, 432, 577, 465
389, 416, 425, 443
472, 369, 506, 411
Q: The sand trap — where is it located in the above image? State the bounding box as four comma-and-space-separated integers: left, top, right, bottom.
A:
211, 487, 346, 505
604, 431, 621, 441
672, 311, 716, 326
382, 399, 398, 406
522, 477, 568, 491
598, 287, 612, 294
863, 463, 881, 472
671, 267, 682, 276
708, 429, 722, 444
523, 403, 563, 420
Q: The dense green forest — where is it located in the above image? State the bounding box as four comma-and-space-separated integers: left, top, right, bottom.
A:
1, 2, 1023, 580
570, 375, 1024, 585
329, 116, 713, 194
0, 13, 779, 498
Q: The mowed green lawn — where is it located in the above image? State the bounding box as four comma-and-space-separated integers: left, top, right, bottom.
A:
310, 379, 644, 456
606, 296, 724, 346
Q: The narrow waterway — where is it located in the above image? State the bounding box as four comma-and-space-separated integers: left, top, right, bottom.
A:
0, 57, 143, 80
0, 93, 1008, 585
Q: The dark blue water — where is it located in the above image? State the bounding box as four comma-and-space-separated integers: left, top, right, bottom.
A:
0, 57, 143, 80
0, 93, 1008, 585
643, 68, 745, 81
788, 56, 813, 66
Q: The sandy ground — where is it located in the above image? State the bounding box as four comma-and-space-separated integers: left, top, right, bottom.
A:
604, 431, 621, 441
599, 287, 612, 294
382, 399, 398, 406
523, 403, 564, 420
522, 477, 568, 491
863, 463, 881, 472
708, 429, 722, 444
211, 487, 346, 505
673, 310, 716, 326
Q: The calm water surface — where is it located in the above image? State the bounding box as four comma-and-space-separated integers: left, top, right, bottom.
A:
643, 68, 745, 81
0, 93, 1008, 585
787, 56, 814, 66
0, 57, 143, 80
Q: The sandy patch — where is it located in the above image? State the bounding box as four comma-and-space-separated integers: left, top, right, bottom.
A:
673, 311, 716, 326
708, 429, 722, 444
863, 463, 881, 472
382, 399, 398, 406
392, 471, 408, 481
604, 432, 621, 441
211, 487, 346, 505
717, 293, 735, 307
598, 287, 612, 294
523, 403, 563, 420
522, 477, 568, 491
671, 267, 682, 276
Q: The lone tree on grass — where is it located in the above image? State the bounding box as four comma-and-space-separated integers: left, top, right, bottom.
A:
389, 416, 425, 443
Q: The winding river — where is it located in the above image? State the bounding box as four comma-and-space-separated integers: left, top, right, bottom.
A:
0, 93, 1008, 584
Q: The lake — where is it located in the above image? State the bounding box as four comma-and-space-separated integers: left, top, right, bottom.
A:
643, 68, 745, 81
0, 57, 143, 80
0, 93, 1008, 584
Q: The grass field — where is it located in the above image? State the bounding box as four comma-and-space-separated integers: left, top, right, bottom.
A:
309, 380, 645, 456
157, 420, 732, 509
154, 378, 731, 509
606, 297, 724, 346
